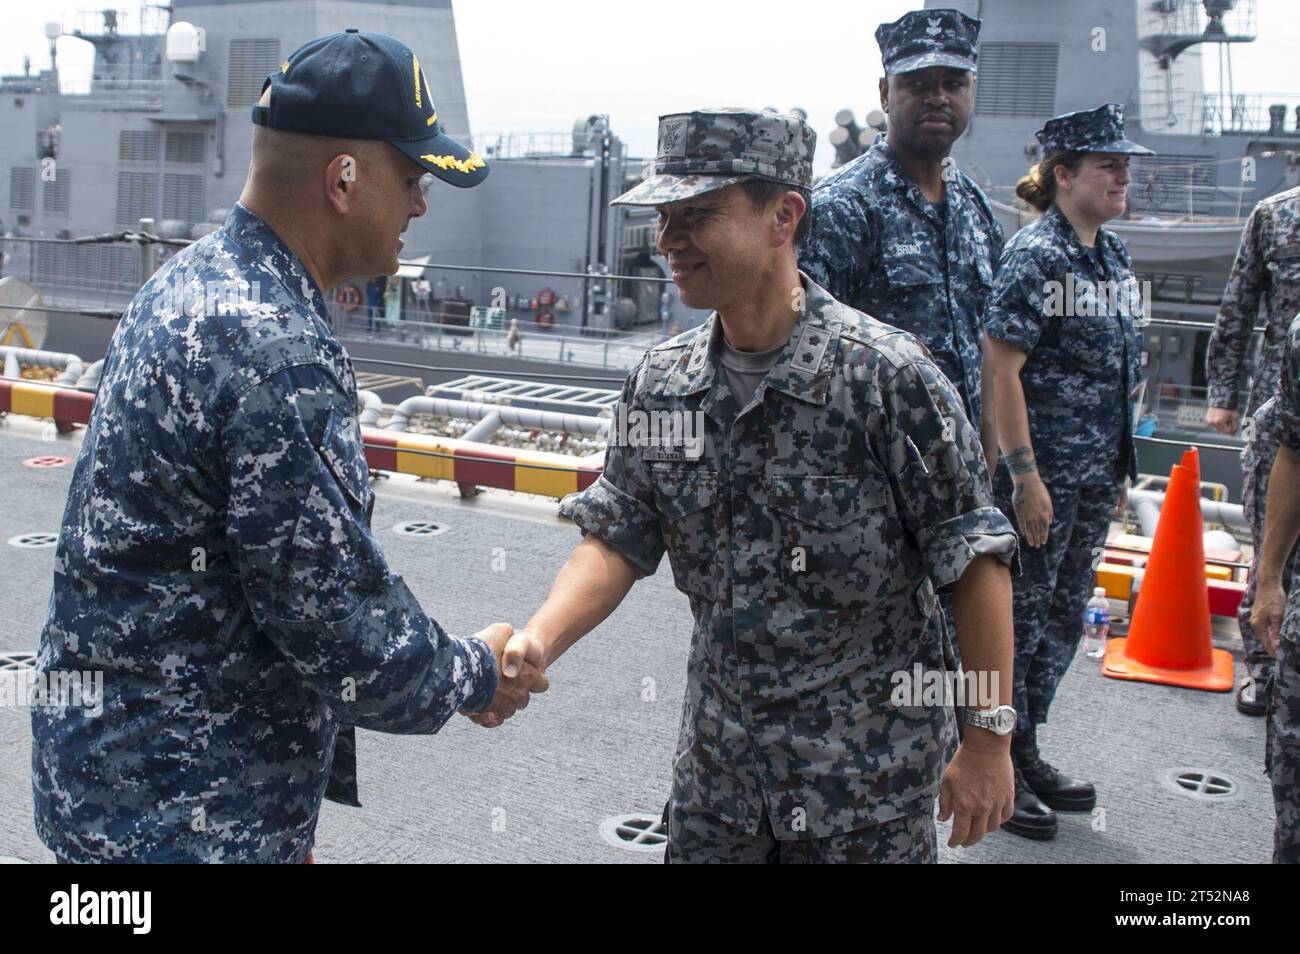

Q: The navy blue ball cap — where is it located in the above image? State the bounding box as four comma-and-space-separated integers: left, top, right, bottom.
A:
251, 29, 488, 188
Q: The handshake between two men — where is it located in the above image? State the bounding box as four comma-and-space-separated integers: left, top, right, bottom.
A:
457, 535, 642, 729
460, 624, 551, 729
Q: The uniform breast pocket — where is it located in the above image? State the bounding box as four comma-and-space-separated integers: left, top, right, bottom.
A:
770, 473, 895, 620
1073, 297, 1132, 373
652, 464, 721, 601
318, 410, 375, 525
277, 409, 387, 603
1107, 274, 1144, 323
1268, 244, 1300, 292
884, 256, 943, 291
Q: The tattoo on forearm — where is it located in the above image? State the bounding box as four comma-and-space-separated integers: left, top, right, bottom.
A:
1006, 446, 1037, 476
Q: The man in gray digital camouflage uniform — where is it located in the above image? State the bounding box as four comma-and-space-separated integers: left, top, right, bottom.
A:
1250, 313, 1300, 864
30, 30, 546, 863
483, 107, 1020, 863
1206, 186, 1300, 715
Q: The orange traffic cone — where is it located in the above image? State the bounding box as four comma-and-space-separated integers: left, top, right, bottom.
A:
1102, 447, 1234, 690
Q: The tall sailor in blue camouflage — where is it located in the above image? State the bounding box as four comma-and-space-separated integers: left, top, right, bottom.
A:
984, 103, 1150, 841
799, 8, 1003, 466
30, 30, 547, 863
474, 107, 1020, 863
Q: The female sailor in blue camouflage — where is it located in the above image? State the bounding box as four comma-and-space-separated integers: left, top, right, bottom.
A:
799, 8, 1003, 461
1205, 187, 1300, 710
1249, 312, 1300, 864
28, 30, 545, 863
984, 103, 1150, 840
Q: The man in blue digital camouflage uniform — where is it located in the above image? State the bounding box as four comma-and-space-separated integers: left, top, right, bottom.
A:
30, 30, 547, 863
799, 8, 1003, 465
488, 107, 1020, 863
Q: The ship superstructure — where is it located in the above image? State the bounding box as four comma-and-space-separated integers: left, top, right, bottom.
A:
0, 0, 688, 345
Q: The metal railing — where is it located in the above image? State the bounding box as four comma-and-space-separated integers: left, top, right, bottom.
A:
324, 303, 656, 372
1141, 90, 1300, 138
1198, 91, 1300, 136
0, 229, 691, 366
473, 132, 587, 159
0, 240, 141, 310
66, 4, 170, 40
59, 63, 164, 111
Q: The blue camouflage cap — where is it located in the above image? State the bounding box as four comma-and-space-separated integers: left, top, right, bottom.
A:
876, 9, 981, 75
251, 29, 489, 187
611, 107, 816, 206
1036, 103, 1155, 157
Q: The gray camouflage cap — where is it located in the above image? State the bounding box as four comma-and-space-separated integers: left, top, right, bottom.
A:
611, 107, 816, 207
876, 9, 981, 76
1036, 103, 1155, 157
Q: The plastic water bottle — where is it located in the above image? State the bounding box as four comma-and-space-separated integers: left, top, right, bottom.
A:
1083, 588, 1110, 659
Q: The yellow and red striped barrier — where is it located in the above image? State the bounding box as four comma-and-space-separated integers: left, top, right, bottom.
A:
0, 378, 94, 427
363, 429, 601, 498
2, 379, 603, 500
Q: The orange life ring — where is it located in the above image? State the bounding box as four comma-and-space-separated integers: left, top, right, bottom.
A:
337, 283, 362, 312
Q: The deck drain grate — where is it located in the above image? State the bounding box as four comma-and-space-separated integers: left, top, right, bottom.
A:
0, 652, 37, 674
7, 532, 59, 549
1161, 767, 1239, 801
392, 520, 449, 538
22, 456, 72, 469
599, 813, 668, 853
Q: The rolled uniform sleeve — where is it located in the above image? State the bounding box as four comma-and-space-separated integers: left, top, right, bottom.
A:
984, 247, 1048, 354
879, 356, 1019, 590
223, 362, 498, 729
1207, 204, 1267, 411
561, 358, 665, 576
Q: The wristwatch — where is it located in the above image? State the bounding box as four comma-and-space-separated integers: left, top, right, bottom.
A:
960, 705, 1017, 736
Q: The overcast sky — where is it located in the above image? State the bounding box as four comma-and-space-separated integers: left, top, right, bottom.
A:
2, 0, 1298, 173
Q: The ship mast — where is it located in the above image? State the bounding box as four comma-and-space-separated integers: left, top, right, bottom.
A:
1142, 0, 1256, 132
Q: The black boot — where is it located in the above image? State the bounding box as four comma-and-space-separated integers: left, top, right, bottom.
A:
1002, 759, 1057, 840
1014, 724, 1096, 813
1235, 673, 1268, 716
1232, 681, 1263, 717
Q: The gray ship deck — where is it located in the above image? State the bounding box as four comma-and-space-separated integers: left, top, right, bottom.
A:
0, 419, 1275, 863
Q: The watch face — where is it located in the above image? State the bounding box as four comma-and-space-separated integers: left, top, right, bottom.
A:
995, 708, 1016, 733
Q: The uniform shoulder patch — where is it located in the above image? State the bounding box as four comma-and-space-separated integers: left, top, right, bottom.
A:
831, 301, 930, 368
